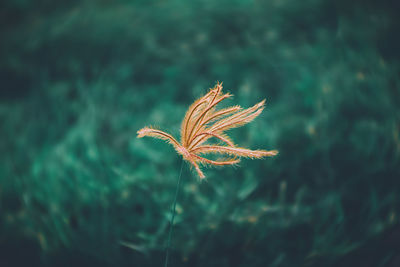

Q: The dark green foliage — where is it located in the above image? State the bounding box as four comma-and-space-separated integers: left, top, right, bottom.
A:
1, 0, 399, 266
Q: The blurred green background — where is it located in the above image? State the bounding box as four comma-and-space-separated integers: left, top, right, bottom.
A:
1, 0, 400, 266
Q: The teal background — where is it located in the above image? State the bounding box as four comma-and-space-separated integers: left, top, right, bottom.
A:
1, 0, 400, 266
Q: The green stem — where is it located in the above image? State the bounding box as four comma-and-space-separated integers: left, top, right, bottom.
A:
164, 159, 185, 267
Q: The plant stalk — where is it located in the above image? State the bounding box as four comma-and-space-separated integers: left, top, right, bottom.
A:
164, 160, 185, 267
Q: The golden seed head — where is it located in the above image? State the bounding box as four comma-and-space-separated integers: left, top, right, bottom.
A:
137, 82, 277, 178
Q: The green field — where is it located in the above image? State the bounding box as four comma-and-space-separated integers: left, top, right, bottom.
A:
1, 0, 399, 266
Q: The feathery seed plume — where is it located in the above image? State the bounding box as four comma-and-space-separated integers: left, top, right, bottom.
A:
137, 82, 278, 178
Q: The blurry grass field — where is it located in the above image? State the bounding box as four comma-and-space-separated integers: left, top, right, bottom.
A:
1, 0, 400, 266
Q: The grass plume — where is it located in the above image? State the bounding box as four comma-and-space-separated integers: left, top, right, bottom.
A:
137, 82, 278, 178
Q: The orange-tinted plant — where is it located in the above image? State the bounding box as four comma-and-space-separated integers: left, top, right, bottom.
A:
137, 82, 277, 178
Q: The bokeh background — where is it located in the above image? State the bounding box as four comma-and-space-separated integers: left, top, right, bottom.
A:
1, 0, 400, 266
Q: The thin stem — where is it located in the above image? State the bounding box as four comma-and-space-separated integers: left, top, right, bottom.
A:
164, 159, 185, 267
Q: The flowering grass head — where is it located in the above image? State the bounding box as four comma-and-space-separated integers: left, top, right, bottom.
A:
137, 82, 278, 178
